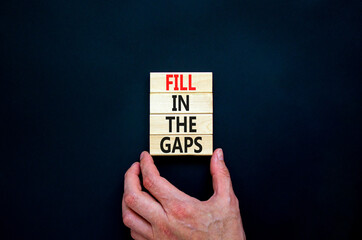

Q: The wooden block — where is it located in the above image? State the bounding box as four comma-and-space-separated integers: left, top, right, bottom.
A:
150, 72, 212, 93
149, 72, 213, 156
150, 135, 213, 155
150, 93, 213, 114
150, 114, 213, 135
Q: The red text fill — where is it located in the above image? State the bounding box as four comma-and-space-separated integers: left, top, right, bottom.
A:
174, 75, 179, 90
166, 74, 173, 91
189, 74, 196, 90
165, 74, 197, 91
180, 75, 187, 90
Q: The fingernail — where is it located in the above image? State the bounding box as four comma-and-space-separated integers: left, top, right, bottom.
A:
217, 148, 224, 161
140, 151, 145, 160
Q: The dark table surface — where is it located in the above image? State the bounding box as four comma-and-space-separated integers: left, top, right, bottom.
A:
1, 1, 361, 239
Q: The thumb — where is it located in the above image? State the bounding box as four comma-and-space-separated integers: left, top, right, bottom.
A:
210, 148, 233, 197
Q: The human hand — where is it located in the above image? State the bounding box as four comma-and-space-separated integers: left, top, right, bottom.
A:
122, 148, 246, 240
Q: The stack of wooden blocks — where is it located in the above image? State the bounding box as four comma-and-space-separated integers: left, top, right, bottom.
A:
149, 72, 213, 155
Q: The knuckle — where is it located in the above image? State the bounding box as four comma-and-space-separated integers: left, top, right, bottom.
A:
233, 194, 239, 204
124, 170, 131, 179
143, 176, 155, 190
220, 193, 239, 210
230, 193, 239, 207
169, 202, 190, 219
219, 166, 230, 178
221, 195, 232, 205
124, 192, 137, 207
159, 225, 173, 238
122, 213, 133, 228
130, 230, 137, 239
218, 191, 233, 204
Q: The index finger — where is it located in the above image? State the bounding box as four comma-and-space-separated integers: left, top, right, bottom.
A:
139, 151, 190, 207
123, 162, 164, 223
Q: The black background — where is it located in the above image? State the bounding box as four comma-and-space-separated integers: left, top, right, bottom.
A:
1, 1, 361, 239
